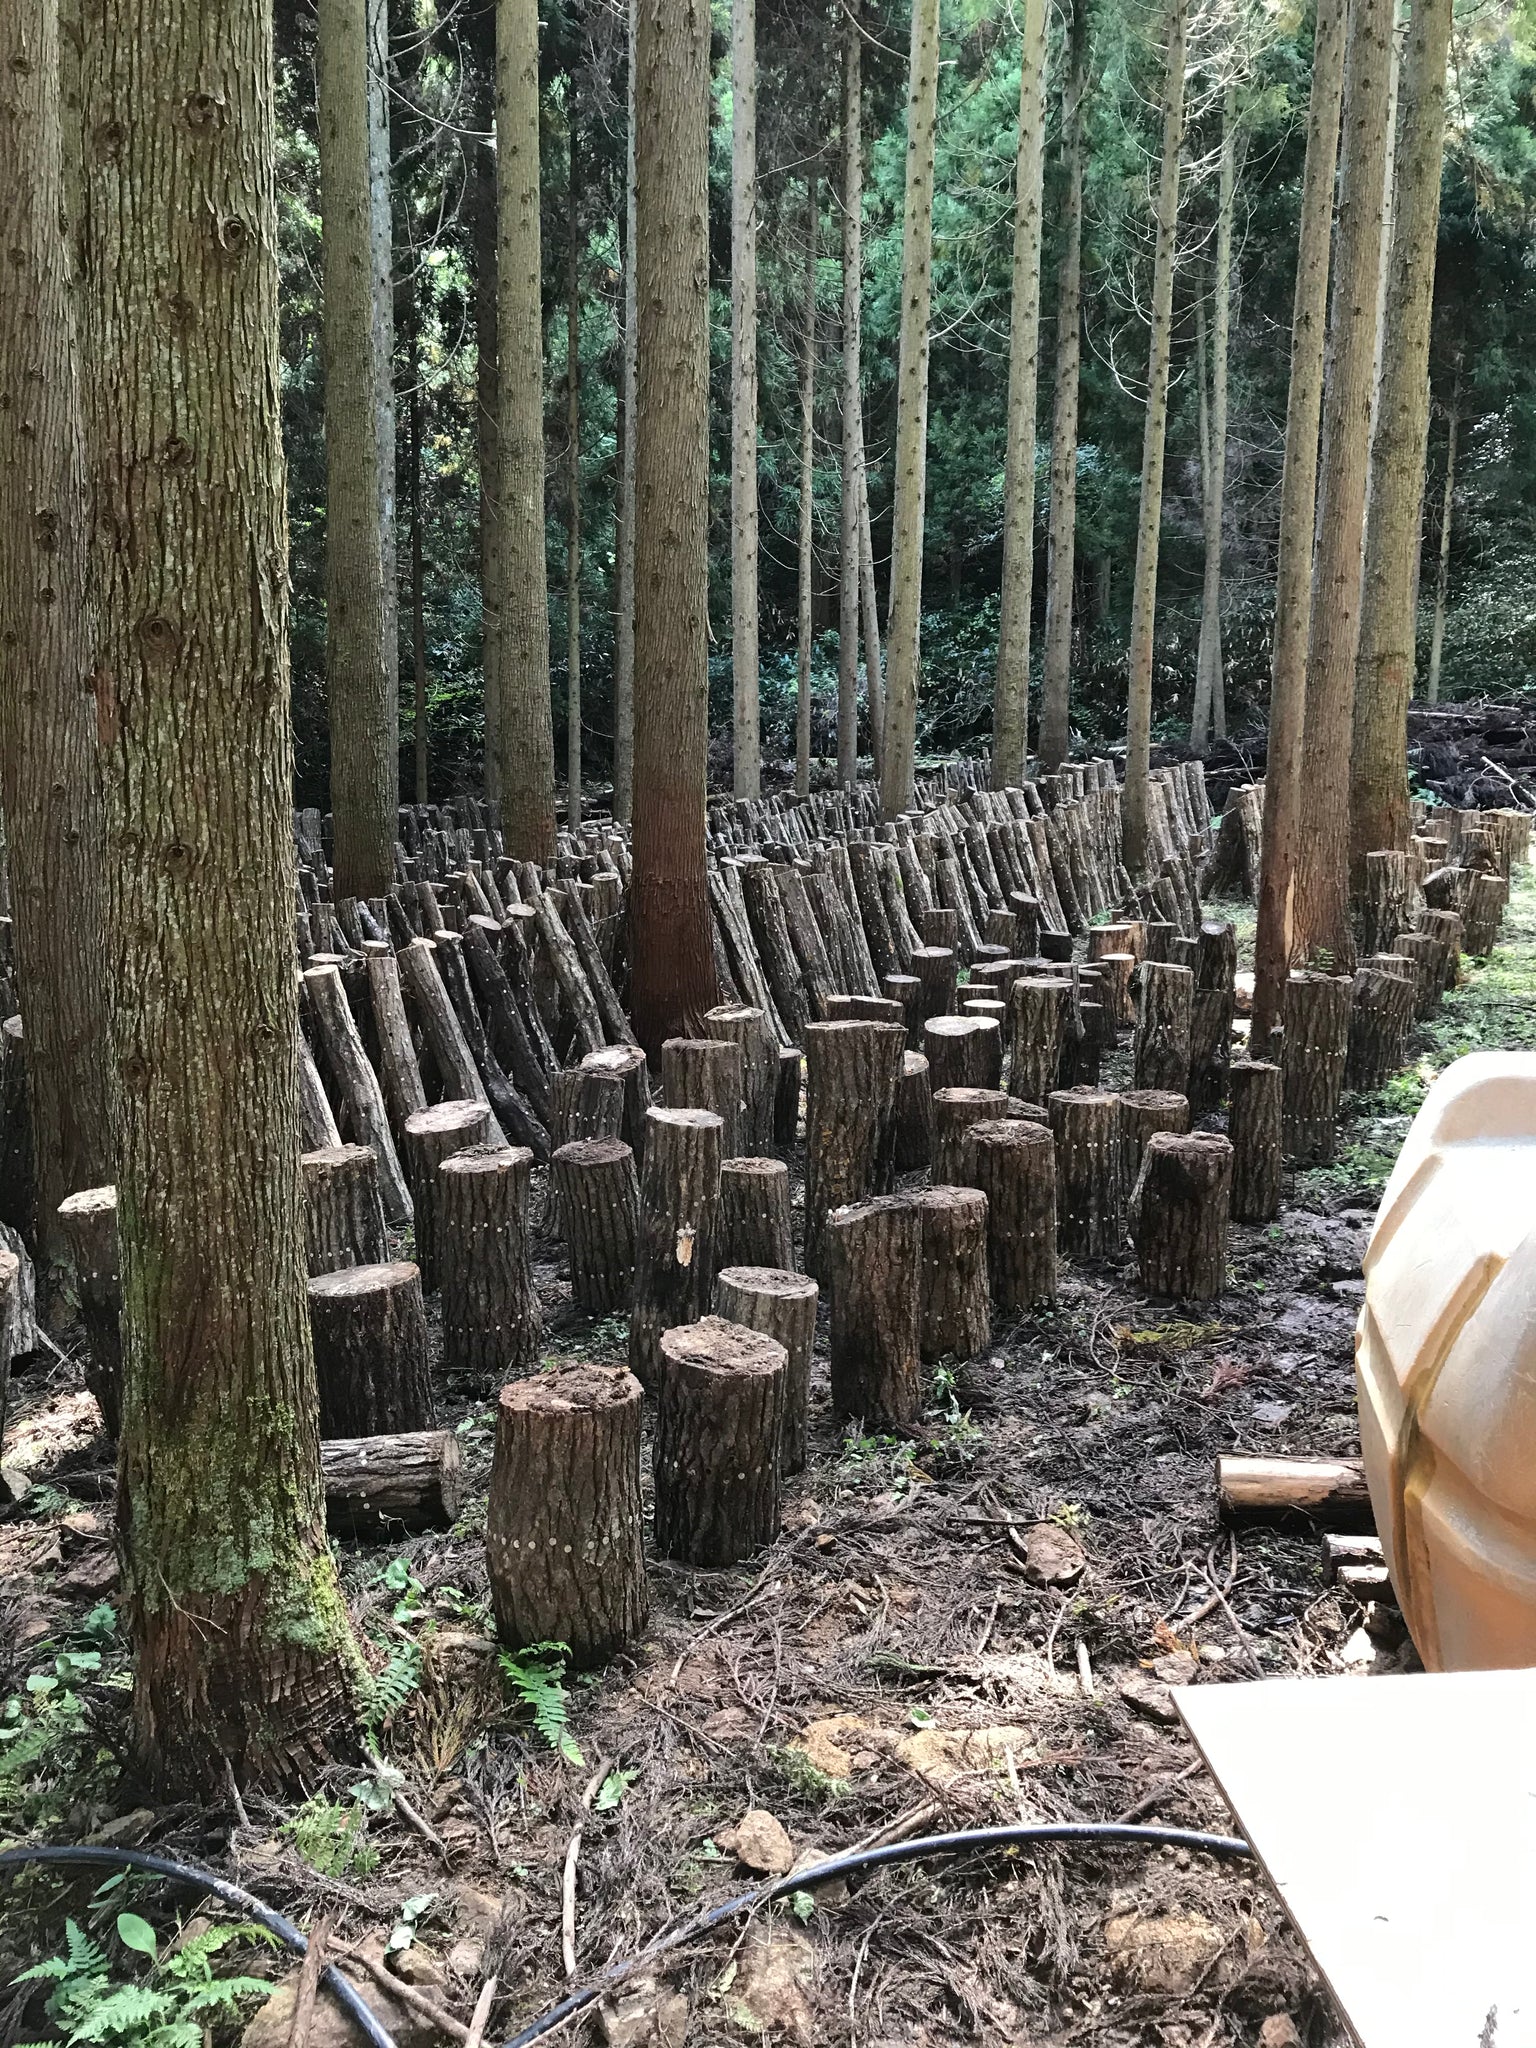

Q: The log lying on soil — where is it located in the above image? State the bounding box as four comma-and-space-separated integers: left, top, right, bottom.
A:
309, 1260, 435, 1436
714, 1264, 817, 1474
56, 1185, 122, 1438
827, 1194, 922, 1425
402, 1099, 494, 1291
486, 1364, 648, 1663
1217, 1453, 1373, 1530
962, 1118, 1056, 1309
1129, 1132, 1232, 1302
552, 1137, 639, 1314
718, 1156, 794, 1271
322, 1429, 461, 1537
1280, 972, 1352, 1165
803, 1020, 904, 1281
915, 1185, 990, 1362
438, 1145, 540, 1380
653, 1317, 785, 1566
1228, 1059, 1282, 1223
1048, 1089, 1124, 1259
630, 1107, 723, 1389
302, 1144, 388, 1276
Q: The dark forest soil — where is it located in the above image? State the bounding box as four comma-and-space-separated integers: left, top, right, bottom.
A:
5, 868, 1534, 2048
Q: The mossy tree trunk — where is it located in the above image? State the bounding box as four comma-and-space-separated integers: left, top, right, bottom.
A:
82, 0, 362, 1787
0, 0, 114, 1277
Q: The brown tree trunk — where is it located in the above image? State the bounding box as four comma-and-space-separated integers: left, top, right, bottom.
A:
661, 1037, 743, 1156
1119, 1087, 1189, 1191
1037, 0, 1090, 774
654, 1317, 784, 1565
612, 0, 638, 822
1280, 971, 1353, 1162
1290, 0, 1395, 972
469, 26, 502, 802
487, 1364, 648, 1664
879, 0, 941, 820
492, 0, 556, 859
310, 1260, 435, 1436
0, 0, 113, 1282
799, 181, 820, 795
552, 1136, 639, 1314
82, 0, 362, 1787
565, 115, 583, 828
714, 1265, 817, 1475
1251, 0, 1348, 1043
322, 1428, 461, 1537
962, 1117, 1056, 1308
1191, 88, 1237, 750
837, 4, 864, 793
409, 334, 430, 804
827, 1194, 922, 1425
1425, 363, 1458, 705
730, 0, 760, 800
318, 0, 397, 900
916, 1185, 990, 1363
302, 1144, 388, 1276
630, 1104, 722, 1389
402, 1099, 494, 1290
1121, 0, 1188, 877
992, 0, 1048, 788
629, 0, 718, 1053
1048, 1088, 1123, 1258
438, 1143, 540, 1380
1133, 960, 1194, 1094
1349, 0, 1454, 876
1128, 1131, 1232, 1301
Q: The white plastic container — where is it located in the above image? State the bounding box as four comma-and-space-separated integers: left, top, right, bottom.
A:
1357, 1050, 1536, 1670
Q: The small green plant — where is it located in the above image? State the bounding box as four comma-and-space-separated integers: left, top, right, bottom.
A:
283, 1792, 379, 1878
768, 1744, 849, 1805
13, 1913, 276, 2048
595, 1766, 639, 1812
360, 1643, 421, 1737
499, 1642, 583, 1764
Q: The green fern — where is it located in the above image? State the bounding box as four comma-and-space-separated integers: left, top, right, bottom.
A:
360, 1642, 421, 1736
12, 1915, 275, 2048
499, 1641, 584, 1765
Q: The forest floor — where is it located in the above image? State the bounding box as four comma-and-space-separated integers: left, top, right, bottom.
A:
6, 866, 1536, 2048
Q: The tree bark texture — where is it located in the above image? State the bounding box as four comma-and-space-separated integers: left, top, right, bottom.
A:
803, 1019, 903, 1281
565, 117, 583, 828
1190, 86, 1237, 750
1121, 0, 1188, 878
896, 1047, 934, 1172
612, 0, 638, 821
318, 0, 396, 901
81, 0, 362, 1787
1425, 369, 1457, 705
323, 1428, 461, 1538
653, 1316, 784, 1566
827, 1194, 922, 1426
552, 1065, 624, 1150
1048, 1088, 1124, 1259
730, 0, 760, 800
302, 1144, 388, 1277
629, 0, 719, 1053
487, 1364, 647, 1665
1227, 1057, 1282, 1223
992, 0, 1048, 788
470, 58, 502, 802
1348, 0, 1454, 877
713, 1264, 817, 1475
1291, 0, 1395, 974
1133, 960, 1193, 1094
797, 181, 818, 796
438, 1144, 540, 1381
304, 962, 413, 1221
1129, 1131, 1232, 1301
879, 0, 941, 821
924, 1015, 1002, 1094
1118, 1088, 1189, 1193
493, 0, 556, 859
402, 1098, 493, 1291
581, 1043, 653, 1161
962, 1116, 1056, 1309
56, 1183, 122, 1438
0, 0, 113, 1275
630, 1105, 721, 1389
705, 1004, 775, 1150
916, 1185, 990, 1364
719, 1156, 793, 1272
309, 1259, 435, 1440
1280, 971, 1353, 1163
1251, 0, 1348, 1043
552, 1136, 639, 1315
838, 4, 864, 793
661, 1036, 742, 1158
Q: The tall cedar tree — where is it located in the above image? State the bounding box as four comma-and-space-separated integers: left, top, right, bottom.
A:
1425, 355, 1460, 706
731, 0, 761, 799
81, 0, 362, 1783
0, 0, 114, 1272
1291, 0, 1395, 972
1250, 0, 1348, 1044
470, 4, 502, 802
612, 0, 638, 824
1038, 0, 1091, 775
992, 0, 1049, 789
879, 0, 942, 822
566, 116, 583, 827
318, 0, 397, 900
1349, 0, 1455, 879
1122, 0, 1188, 878
1191, 84, 1237, 749
628, 0, 719, 1052
837, 0, 864, 791
797, 187, 819, 799
494, 0, 557, 860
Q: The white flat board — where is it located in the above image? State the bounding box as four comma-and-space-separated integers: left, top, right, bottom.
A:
1176, 1668, 1536, 2048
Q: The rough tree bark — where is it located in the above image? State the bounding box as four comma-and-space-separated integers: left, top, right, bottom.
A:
730, 0, 760, 801
1191, 84, 1237, 751
0, 0, 114, 1275
879, 0, 941, 821
1037, 0, 1090, 775
565, 114, 583, 828
81, 0, 363, 1785
1122, 0, 1188, 878
1250, 0, 1348, 1044
837, 1, 864, 793
469, 11, 501, 801
629, 0, 719, 1052
992, 0, 1048, 789
1425, 358, 1458, 706
493, 0, 556, 859
1290, 0, 1395, 974
612, 0, 638, 822
798, 181, 819, 796
318, 0, 396, 900
1349, 0, 1454, 876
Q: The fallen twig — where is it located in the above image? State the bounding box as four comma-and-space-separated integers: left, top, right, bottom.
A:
287, 1916, 328, 2048
464, 1976, 498, 2048
1114, 1759, 1204, 1825
338, 1944, 472, 2043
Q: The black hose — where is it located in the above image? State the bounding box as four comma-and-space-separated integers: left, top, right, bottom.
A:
0, 1844, 397, 2048
500, 1820, 1254, 2048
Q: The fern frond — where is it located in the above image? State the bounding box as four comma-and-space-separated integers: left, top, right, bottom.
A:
361, 1644, 422, 1733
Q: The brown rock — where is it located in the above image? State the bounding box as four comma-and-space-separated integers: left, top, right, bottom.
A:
242, 1939, 442, 2048
598, 1973, 688, 2048
716, 1808, 795, 1877
728, 1930, 815, 2042
1258, 2018, 1301, 2048
1104, 1910, 1225, 1994
793, 1716, 871, 1780
1152, 1651, 1200, 1687
1015, 1522, 1087, 1587
1118, 1671, 1180, 1725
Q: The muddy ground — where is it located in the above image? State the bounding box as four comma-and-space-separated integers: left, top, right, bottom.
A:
6, 867, 1535, 2048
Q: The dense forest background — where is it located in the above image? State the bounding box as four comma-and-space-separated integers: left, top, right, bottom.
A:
274, 0, 1536, 806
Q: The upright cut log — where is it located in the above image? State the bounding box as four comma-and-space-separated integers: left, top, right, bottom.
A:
802, 1020, 903, 1281
662, 1036, 743, 1156
714, 1264, 817, 1474
56, 1185, 121, 1438
1129, 1131, 1232, 1301
1346, 962, 1415, 1091
1360, 850, 1408, 958
580, 1043, 652, 1160
911, 944, 958, 1019
705, 1003, 776, 1149
551, 1064, 624, 1148
1008, 977, 1062, 1106
438, 1145, 540, 1380
923, 1014, 1002, 1093
653, 1317, 784, 1565
962, 1118, 1056, 1309
630, 1106, 722, 1389
827, 1194, 922, 1425
302, 1145, 388, 1276
1118, 1089, 1189, 1194
486, 1364, 647, 1664
1228, 1058, 1282, 1223
896, 1049, 934, 1172
1280, 972, 1352, 1164
308, 1260, 435, 1436
915, 1185, 990, 1363
719, 1156, 794, 1272
552, 1137, 639, 1315
933, 1087, 1037, 1185
402, 1099, 493, 1291
1048, 1089, 1124, 1259
1133, 960, 1193, 1094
